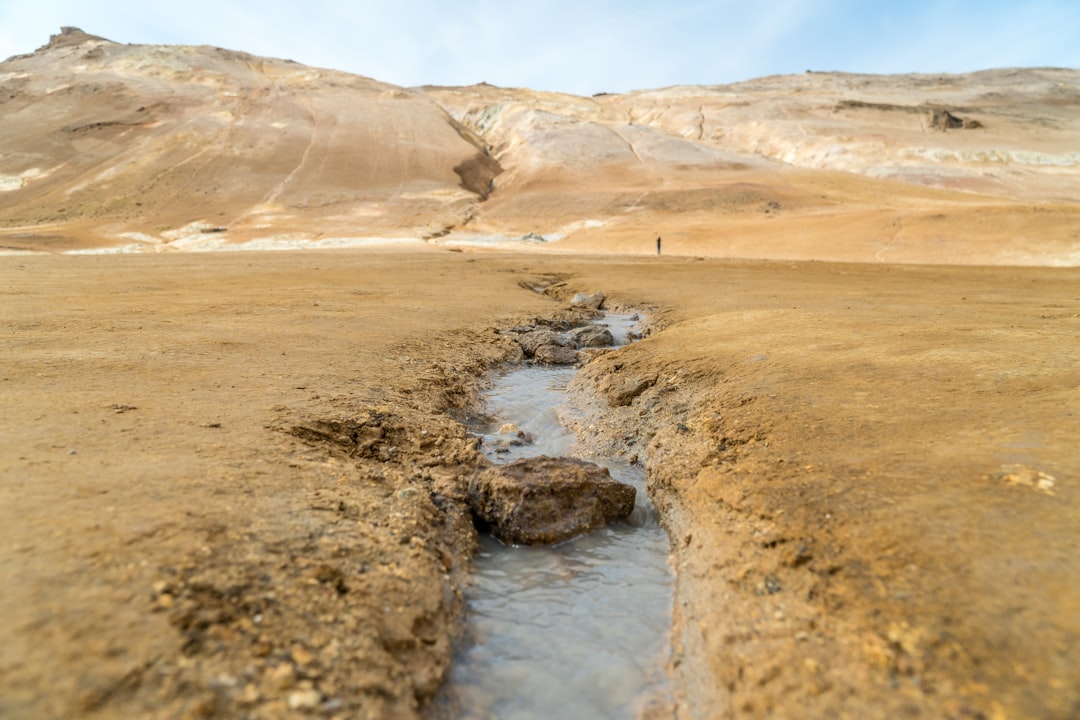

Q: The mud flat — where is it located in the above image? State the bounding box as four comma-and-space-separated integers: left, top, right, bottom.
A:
1, 250, 1079, 719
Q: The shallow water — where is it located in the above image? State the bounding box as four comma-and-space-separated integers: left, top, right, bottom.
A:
435, 315, 673, 720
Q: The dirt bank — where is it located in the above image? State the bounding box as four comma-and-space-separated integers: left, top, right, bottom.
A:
0, 249, 555, 719
567, 261, 1080, 719
2, 250, 1078, 719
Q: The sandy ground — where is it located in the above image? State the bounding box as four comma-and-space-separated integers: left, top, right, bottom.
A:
2, 248, 1077, 719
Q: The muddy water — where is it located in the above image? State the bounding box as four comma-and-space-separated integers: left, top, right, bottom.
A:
435, 315, 673, 719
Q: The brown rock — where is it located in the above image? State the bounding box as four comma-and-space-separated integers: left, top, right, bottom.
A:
468, 456, 636, 544
603, 375, 657, 407
518, 329, 570, 357
568, 325, 615, 348
571, 291, 606, 310
533, 344, 579, 365
287, 687, 322, 710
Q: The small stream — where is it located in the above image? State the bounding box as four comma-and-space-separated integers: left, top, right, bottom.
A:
435, 315, 674, 719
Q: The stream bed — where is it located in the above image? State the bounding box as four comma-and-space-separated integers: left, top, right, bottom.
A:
434, 314, 674, 719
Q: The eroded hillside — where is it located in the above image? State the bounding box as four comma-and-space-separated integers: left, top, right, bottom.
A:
0, 28, 496, 251
1, 27, 1079, 263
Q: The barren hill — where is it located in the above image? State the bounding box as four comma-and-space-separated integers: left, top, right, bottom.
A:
1, 27, 1078, 263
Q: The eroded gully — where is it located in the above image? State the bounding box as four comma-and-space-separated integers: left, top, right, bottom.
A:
433, 314, 674, 719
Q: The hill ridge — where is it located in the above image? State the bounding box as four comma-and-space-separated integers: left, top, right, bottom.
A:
1, 28, 1077, 264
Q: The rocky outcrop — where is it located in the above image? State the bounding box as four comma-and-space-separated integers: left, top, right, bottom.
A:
928, 108, 983, 131
467, 456, 636, 544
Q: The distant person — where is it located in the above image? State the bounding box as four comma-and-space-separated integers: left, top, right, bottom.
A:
656, 236, 662, 255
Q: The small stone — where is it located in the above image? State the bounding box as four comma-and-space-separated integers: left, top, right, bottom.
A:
239, 683, 261, 705
786, 544, 814, 568
291, 645, 314, 666
603, 375, 656, 407
287, 688, 322, 710
321, 697, 344, 712
212, 674, 238, 688
266, 663, 295, 690
570, 291, 605, 310
489, 423, 533, 449
997, 465, 1056, 495
190, 694, 218, 717
760, 575, 782, 595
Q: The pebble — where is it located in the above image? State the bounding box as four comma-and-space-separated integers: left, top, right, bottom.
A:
291, 644, 314, 666
240, 684, 261, 704
287, 688, 322, 710
267, 663, 296, 690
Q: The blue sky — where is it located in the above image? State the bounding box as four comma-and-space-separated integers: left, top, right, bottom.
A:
1, 0, 1077, 95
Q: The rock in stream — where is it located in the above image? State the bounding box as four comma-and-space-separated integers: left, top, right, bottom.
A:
467, 456, 636, 544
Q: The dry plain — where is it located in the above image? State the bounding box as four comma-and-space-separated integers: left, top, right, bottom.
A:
3, 250, 1078, 719
2, 27, 1080, 720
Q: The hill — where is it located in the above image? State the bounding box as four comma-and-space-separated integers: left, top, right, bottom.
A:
1, 27, 1078, 263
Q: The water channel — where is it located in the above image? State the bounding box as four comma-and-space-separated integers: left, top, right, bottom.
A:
435, 314, 674, 719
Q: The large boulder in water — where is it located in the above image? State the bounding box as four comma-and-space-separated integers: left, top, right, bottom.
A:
468, 457, 636, 544
518, 329, 573, 356
515, 328, 580, 364
532, 343, 579, 365
568, 325, 614, 348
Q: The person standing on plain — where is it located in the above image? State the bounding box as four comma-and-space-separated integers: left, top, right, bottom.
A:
656, 236, 662, 255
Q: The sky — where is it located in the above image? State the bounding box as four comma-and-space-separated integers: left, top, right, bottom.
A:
1, 0, 1078, 96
